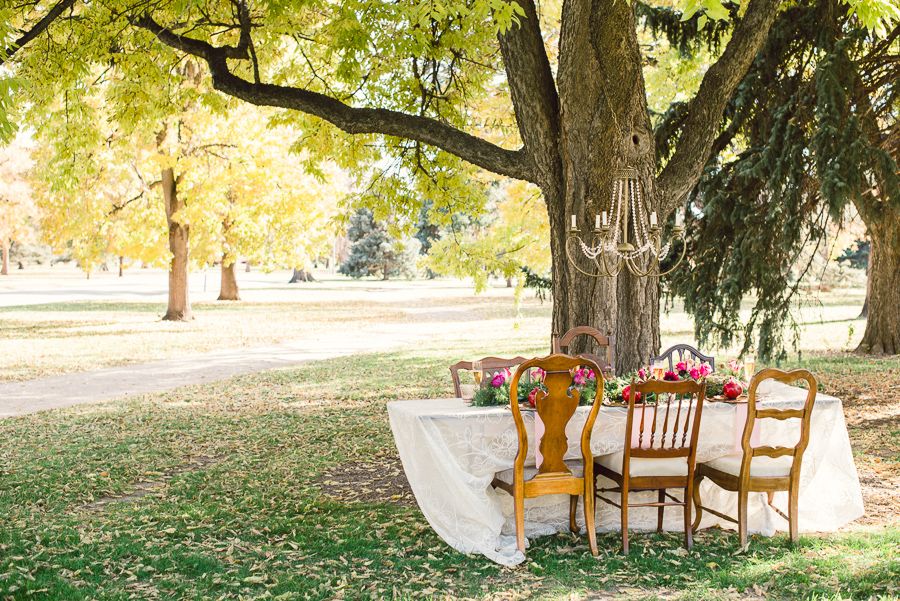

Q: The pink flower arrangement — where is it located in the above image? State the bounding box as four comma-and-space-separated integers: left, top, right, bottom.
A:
490, 368, 512, 388
657, 358, 713, 382
531, 368, 546, 382
572, 367, 595, 386
726, 359, 744, 379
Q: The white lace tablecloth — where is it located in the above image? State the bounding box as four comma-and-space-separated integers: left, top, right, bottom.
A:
387, 380, 864, 565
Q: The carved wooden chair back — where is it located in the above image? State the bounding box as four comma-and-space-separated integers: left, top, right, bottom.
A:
740, 368, 817, 481
650, 344, 715, 372
627, 378, 706, 463
449, 356, 528, 398
552, 326, 616, 376
502, 354, 604, 555
508, 354, 604, 477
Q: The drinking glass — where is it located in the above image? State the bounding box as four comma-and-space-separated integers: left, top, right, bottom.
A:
744, 357, 756, 381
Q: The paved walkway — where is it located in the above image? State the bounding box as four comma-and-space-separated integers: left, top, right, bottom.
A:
0, 326, 422, 418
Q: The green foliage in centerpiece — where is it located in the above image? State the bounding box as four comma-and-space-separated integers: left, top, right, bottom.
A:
469, 366, 599, 407
468, 357, 750, 407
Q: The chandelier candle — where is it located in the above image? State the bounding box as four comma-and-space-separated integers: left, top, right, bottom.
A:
564, 168, 686, 277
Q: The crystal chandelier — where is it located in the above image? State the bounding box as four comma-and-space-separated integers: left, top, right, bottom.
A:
565, 168, 686, 277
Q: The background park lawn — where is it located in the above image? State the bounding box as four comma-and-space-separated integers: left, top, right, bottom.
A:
0, 271, 896, 600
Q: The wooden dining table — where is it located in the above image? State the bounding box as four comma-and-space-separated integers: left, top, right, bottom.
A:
387, 380, 864, 565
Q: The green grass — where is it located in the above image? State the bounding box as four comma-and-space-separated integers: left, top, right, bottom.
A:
1, 348, 896, 600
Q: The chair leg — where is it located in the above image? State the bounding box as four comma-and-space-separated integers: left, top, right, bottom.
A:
788, 483, 799, 545
767, 491, 775, 506
569, 495, 579, 534
683, 485, 693, 550
514, 489, 526, 554
737, 489, 749, 549
692, 475, 704, 532
584, 486, 598, 556
657, 489, 665, 533
621, 483, 630, 554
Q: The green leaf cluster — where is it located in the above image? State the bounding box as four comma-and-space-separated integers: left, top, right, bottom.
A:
661, 0, 899, 361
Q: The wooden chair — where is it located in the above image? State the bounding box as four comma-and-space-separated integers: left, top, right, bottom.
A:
595, 378, 706, 553
552, 326, 616, 376
491, 354, 604, 556
692, 368, 817, 548
449, 356, 527, 398
650, 343, 715, 372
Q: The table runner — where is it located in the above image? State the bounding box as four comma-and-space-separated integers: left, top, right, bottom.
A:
388, 380, 864, 565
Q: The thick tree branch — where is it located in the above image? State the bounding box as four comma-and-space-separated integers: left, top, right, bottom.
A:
656, 0, 781, 210
0, 0, 77, 66
134, 15, 533, 182
496, 0, 561, 188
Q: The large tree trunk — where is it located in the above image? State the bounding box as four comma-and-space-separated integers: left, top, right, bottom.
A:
859, 248, 870, 319
0, 238, 8, 276
548, 0, 660, 373
161, 167, 192, 321
857, 219, 899, 354
218, 260, 240, 301
289, 268, 316, 283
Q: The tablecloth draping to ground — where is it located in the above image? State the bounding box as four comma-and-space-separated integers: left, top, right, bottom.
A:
387, 380, 864, 565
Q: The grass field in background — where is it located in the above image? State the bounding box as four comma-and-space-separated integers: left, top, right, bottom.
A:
0, 275, 870, 382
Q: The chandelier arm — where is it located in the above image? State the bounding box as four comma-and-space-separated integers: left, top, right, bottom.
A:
566, 234, 609, 277
655, 236, 688, 277
624, 253, 656, 278
600, 246, 623, 277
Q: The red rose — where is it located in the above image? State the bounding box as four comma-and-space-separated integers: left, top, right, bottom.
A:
622, 385, 642, 403
528, 387, 539, 408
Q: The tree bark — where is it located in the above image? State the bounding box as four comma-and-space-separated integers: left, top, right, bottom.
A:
856, 219, 899, 354
547, 0, 659, 371
118, 255, 124, 277
0, 238, 9, 276
218, 260, 240, 301
161, 167, 192, 321
859, 248, 870, 319
0, 0, 76, 68
289, 268, 316, 283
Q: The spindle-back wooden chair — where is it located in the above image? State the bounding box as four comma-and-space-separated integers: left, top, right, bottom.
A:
491, 354, 604, 556
692, 368, 817, 548
650, 344, 715, 372
595, 378, 706, 553
552, 326, 616, 377
449, 356, 527, 398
